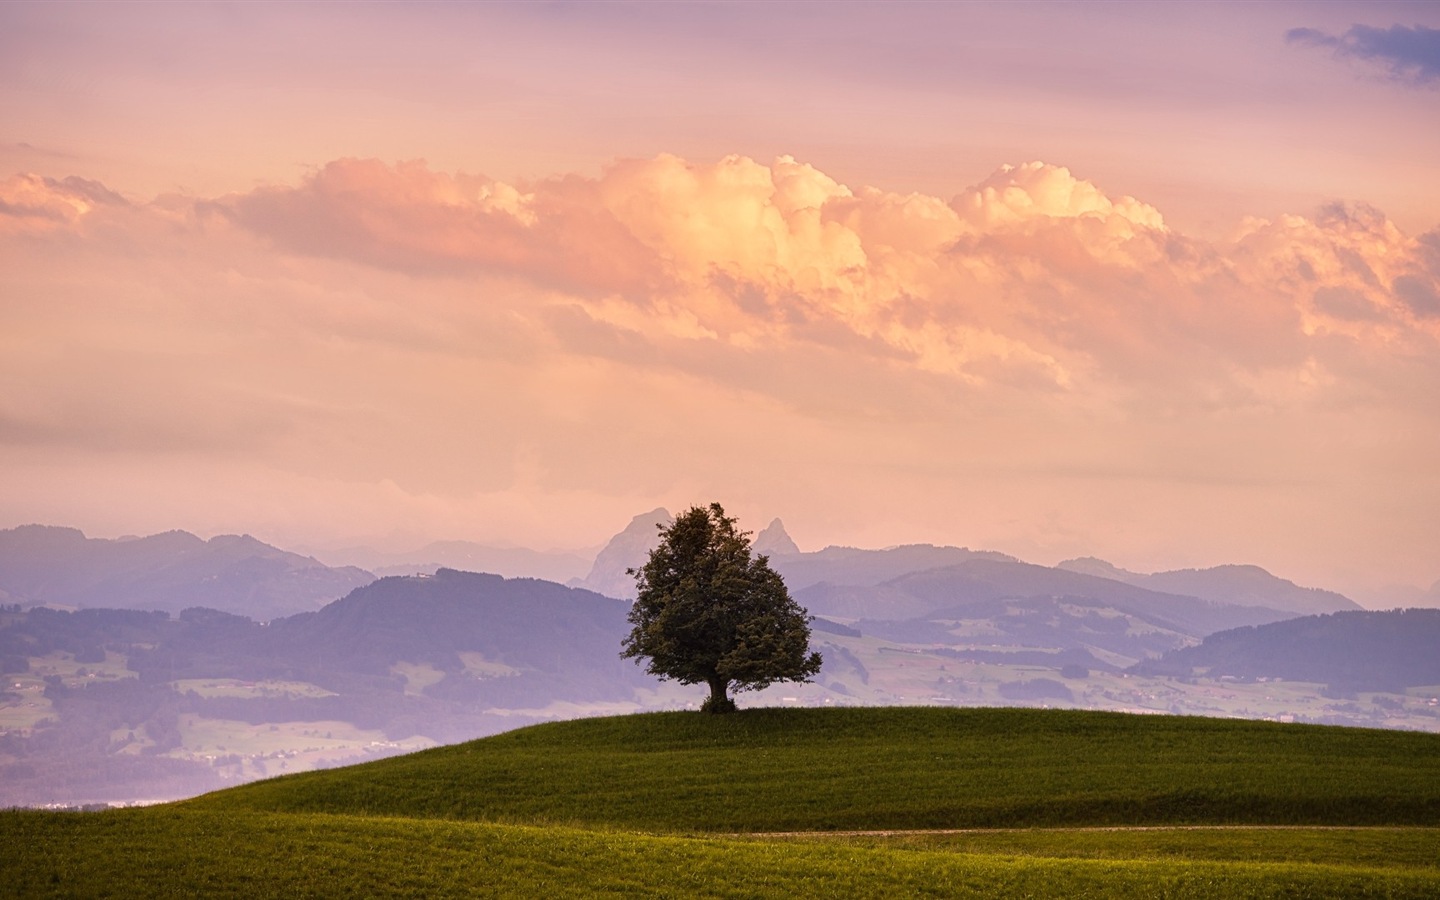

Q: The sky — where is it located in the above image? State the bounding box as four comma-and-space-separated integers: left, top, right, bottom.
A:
2, 1, 1438, 605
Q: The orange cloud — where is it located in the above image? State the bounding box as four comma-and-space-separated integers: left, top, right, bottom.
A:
955, 161, 1166, 234
226, 158, 662, 297
205, 153, 1440, 409
0, 173, 126, 235
4, 154, 1439, 591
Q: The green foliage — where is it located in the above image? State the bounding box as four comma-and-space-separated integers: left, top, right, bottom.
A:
193, 707, 1440, 832
621, 503, 821, 711
699, 694, 737, 715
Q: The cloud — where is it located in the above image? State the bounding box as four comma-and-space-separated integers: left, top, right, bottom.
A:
1394, 274, 1440, 317
10, 155, 1440, 402
1287, 23, 1440, 87
0, 173, 126, 233
191, 153, 1440, 413
224, 158, 663, 297
954, 161, 1165, 233
2, 155, 1440, 594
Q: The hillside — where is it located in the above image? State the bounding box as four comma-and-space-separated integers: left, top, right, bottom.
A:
190, 707, 1440, 831
263, 569, 649, 705
5, 708, 1440, 897
0, 525, 373, 621
1133, 608, 1440, 691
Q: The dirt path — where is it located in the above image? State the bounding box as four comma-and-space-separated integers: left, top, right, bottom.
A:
740, 824, 1433, 838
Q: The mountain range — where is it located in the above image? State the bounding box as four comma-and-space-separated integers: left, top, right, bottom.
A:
569, 512, 1364, 624
1056, 557, 1357, 616
320, 540, 593, 584
0, 525, 373, 622
0, 515, 1373, 628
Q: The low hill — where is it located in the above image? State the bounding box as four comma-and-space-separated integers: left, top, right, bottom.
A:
262, 569, 648, 705
6, 708, 1440, 897
1132, 608, 1440, 691
0, 525, 373, 621
193, 707, 1440, 832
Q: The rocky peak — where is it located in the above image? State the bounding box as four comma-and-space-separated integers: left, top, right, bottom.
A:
753, 518, 800, 557
572, 508, 673, 600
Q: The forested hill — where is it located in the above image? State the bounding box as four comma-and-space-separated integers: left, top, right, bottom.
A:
262, 569, 649, 703
10, 568, 653, 711
1132, 608, 1440, 691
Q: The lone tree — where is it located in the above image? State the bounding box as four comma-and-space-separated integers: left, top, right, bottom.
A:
621, 503, 822, 713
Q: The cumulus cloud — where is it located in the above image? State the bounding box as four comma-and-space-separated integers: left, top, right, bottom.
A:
4, 154, 1439, 585
1288, 23, 1440, 86
225, 158, 662, 297
954, 161, 1165, 233
199, 153, 1440, 407
11, 154, 1440, 402
1394, 273, 1440, 317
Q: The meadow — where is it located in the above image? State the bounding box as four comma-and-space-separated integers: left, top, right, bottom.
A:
192, 707, 1440, 830
3, 707, 1438, 897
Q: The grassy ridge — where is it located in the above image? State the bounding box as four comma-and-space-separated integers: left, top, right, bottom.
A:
7, 708, 1440, 897
189, 707, 1440, 831
781, 827, 1440, 870
2, 809, 1437, 899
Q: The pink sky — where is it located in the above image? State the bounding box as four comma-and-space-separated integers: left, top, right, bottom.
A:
2, 1, 1438, 603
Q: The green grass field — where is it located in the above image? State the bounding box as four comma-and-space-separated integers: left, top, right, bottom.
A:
4, 707, 1438, 897
191, 707, 1440, 830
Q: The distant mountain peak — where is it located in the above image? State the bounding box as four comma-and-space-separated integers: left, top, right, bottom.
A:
753, 518, 800, 557
635, 507, 672, 527
571, 508, 673, 600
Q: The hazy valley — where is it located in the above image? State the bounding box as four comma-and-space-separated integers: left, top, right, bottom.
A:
4, 514, 1438, 809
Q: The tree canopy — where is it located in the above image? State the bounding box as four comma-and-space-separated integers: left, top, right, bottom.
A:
620, 503, 822, 713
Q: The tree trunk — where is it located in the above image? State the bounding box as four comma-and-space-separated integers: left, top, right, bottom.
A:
704, 675, 734, 713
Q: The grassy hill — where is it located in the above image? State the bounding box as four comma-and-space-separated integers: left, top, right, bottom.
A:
4, 707, 1439, 897
186, 707, 1440, 830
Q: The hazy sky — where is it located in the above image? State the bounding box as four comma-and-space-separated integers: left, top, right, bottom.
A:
2, 1, 1438, 602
